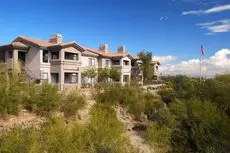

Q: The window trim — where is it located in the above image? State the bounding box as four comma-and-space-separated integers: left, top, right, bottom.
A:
64, 52, 79, 61
43, 50, 49, 63
105, 60, 110, 67
89, 58, 95, 66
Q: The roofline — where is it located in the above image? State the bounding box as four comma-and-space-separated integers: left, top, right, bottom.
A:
14, 37, 85, 52
14, 37, 42, 48
49, 42, 85, 52
0, 44, 30, 51
82, 52, 99, 57
60, 42, 85, 52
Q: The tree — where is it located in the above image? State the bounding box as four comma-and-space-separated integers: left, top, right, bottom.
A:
82, 68, 97, 86
98, 68, 121, 83
98, 68, 109, 82
136, 51, 154, 84
109, 67, 121, 82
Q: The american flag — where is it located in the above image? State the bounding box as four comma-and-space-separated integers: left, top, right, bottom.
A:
201, 45, 205, 56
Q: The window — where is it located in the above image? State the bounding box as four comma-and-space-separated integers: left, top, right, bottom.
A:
8, 51, 13, 58
51, 73, 59, 83
65, 52, 79, 61
123, 60, 129, 66
72, 73, 78, 83
51, 52, 59, 59
42, 72, 48, 80
41, 72, 48, 83
92, 59, 95, 66
156, 66, 158, 70
138, 75, 142, 82
43, 50, 49, 63
105, 60, 110, 67
123, 75, 129, 82
89, 58, 95, 66
64, 73, 78, 83
112, 60, 120, 65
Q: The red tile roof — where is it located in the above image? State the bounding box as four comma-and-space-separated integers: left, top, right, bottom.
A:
82, 50, 99, 57
84, 47, 131, 58
18, 36, 53, 47
11, 42, 29, 48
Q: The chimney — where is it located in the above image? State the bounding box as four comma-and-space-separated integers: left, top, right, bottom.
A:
118, 45, 125, 53
49, 34, 62, 44
99, 44, 108, 52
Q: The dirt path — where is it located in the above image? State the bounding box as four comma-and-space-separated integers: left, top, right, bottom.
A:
115, 106, 154, 153
0, 110, 45, 132
76, 89, 96, 124
77, 99, 95, 124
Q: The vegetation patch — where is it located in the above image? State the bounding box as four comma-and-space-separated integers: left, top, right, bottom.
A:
93, 84, 161, 120
0, 104, 137, 153
60, 89, 86, 118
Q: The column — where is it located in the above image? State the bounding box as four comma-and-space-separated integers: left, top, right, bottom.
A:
78, 69, 81, 88
120, 74, 123, 84
12, 49, 19, 71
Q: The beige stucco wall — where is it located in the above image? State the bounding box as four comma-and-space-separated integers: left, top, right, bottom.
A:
55, 46, 82, 90
99, 58, 111, 68
81, 55, 98, 68
81, 55, 98, 85
120, 56, 131, 74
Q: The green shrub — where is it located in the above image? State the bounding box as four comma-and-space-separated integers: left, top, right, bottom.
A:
87, 104, 137, 153
93, 84, 161, 119
0, 105, 137, 153
147, 124, 172, 153
35, 82, 60, 116
0, 127, 41, 153
0, 71, 24, 116
60, 89, 86, 118
23, 82, 60, 116
169, 99, 230, 153
158, 88, 175, 105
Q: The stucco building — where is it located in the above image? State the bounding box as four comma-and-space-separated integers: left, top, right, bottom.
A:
0, 34, 160, 90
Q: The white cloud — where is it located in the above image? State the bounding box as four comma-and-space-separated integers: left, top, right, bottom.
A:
196, 19, 230, 34
159, 49, 230, 77
152, 55, 176, 64
182, 4, 230, 15
160, 16, 168, 21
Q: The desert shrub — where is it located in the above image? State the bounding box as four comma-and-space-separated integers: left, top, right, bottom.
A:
157, 88, 175, 105
23, 82, 60, 116
93, 84, 161, 119
147, 124, 172, 153
35, 82, 60, 116
87, 104, 137, 153
60, 89, 86, 118
0, 71, 25, 116
0, 105, 137, 153
0, 127, 41, 153
146, 99, 230, 153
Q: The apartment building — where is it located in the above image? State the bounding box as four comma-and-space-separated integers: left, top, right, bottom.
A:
83, 44, 133, 84
0, 34, 160, 90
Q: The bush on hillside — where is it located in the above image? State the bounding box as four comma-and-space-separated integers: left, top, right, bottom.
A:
24, 82, 60, 116
0, 71, 25, 116
60, 89, 86, 118
0, 105, 137, 153
93, 84, 161, 119
157, 88, 175, 105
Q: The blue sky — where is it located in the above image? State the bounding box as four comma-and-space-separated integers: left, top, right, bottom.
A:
0, 0, 229, 63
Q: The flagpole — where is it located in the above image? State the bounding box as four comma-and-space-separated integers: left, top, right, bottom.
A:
200, 54, 202, 83
200, 45, 203, 83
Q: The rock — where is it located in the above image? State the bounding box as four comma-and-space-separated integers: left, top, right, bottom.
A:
132, 124, 147, 131
78, 114, 82, 120
140, 112, 148, 121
